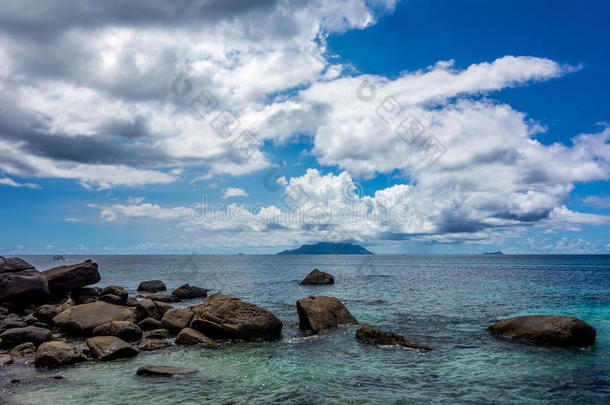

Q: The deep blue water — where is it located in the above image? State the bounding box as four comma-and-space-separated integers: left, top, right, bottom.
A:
8, 254, 610, 404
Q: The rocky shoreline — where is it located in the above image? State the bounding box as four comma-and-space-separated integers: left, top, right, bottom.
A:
0, 258, 598, 392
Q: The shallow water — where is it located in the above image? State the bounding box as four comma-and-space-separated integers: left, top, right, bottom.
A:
6, 255, 610, 404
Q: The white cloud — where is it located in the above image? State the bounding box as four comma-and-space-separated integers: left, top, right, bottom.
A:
0, 176, 41, 189
583, 195, 610, 208
222, 187, 248, 199
98, 203, 186, 222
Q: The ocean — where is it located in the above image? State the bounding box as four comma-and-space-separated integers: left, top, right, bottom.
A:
7, 254, 610, 404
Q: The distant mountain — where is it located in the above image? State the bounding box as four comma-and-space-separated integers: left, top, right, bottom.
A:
482, 251, 504, 255
277, 242, 373, 255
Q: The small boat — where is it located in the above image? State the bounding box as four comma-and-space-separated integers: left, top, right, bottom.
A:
53, 255, 66, 261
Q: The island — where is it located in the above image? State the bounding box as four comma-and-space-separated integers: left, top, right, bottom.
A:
277, 242, 374, 255
482, 251, 504, 255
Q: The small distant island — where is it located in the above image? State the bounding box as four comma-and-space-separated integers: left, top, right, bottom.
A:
482, 251, 504, 255
278, 242, 374, 255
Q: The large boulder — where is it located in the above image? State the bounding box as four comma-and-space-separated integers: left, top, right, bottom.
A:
190, 293, 282, 341
34, 341, 87, 368
92, 320, 142, 342
86, 336, 138, 361
137, 280, 166, 293
71, 287, 100, 305
135, 298, 173, 321
0, 257, 50, 303
356, 326, 434, 351
487, 315, 596, 347
172, 284, 208, 300
0, 326, 52, 348
300, 269, 334, 285
136, 364, 197, 377
296, 296, 358, 334
53, 301, 136, 336
160, 307, 194, 333
42, 260, 100, 296
175, 327, 216, 346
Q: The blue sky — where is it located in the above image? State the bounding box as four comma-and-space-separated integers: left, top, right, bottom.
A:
0, 0, 608, 254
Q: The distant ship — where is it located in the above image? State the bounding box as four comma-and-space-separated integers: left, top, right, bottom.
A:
52, 255, 66, 260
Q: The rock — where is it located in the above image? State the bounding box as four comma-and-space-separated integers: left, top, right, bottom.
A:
145, 329, 170, 340
137, 280, 166, 293
0, 257, 50, 303
136, 364, 197, 377
71, 287, 99, 305
86, 336, 138, 361
487, 315, 596, 347
160, 308, 194, 333
135, 298, 173, 321
34, 341, 87, 368
0, 353, 12, 366
146, 294, 181, 303
172, 284, 208, 300
99, 294, 124, 306
138, 317, 161, 330
0, 326, 52, 348
355, 326, 434, 351
10, 342, 36, 356
42, 260, 100, 296
100, 286, 128, 305
126, 297, 138, 307
53, 301, 136, 336
190, 293, 282, 341
300, 269, 334, 285
296, 296, 358, 334
175, 328, 215, 346
92, 320, 143, 342
0, 316, 27, 333
138, 338, 172, 352
33, 305, 60, 324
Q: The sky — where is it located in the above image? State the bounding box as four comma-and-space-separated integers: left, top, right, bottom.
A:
0, 0, 609, 255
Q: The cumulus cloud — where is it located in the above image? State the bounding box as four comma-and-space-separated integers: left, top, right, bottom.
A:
96, 203, 186, 222
222, 187, 248, 199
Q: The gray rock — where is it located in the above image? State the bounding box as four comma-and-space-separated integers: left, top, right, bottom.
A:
146, 294, 181, 303
0, 353, 12, 366
190, 293, 282, 341
356, 325, 434, 351
488, 315, 596, 347
300, 269, 334, 285
86, 336, 138, 361
0, 257, 50, 303
136, 364, 197, 377
53, 301, 136, 336
34, 341, 87, 368
175, 328, 216, 346
92, 320, 142, 342
0, 326, 52, 348
160, 307, 194, 333
137, 280, 166, 293
42, 260, 100, 296
296, 296, 358, 334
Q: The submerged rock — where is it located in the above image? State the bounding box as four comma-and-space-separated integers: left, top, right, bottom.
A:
0, 326, 52, 348
92, 320, 142, 342
53, 301, 136, 336
175, 327, 216, 346
356, 326, 434, 351
160, 307, 194, 333
86, 336, 138, 361
34, 341, 87, 369
0, 257, 50, 304
300, 269, 334, 285
136, 364, 197, 377
296, 296, 357, 334
172, 284, 208, 300
42, 260, 100, 296
137, 280, 166, 293
190, 293, 282, 341
487, 315, 596, 347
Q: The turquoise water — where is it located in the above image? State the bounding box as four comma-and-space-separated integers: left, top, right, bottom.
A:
7, 255, 610, 404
